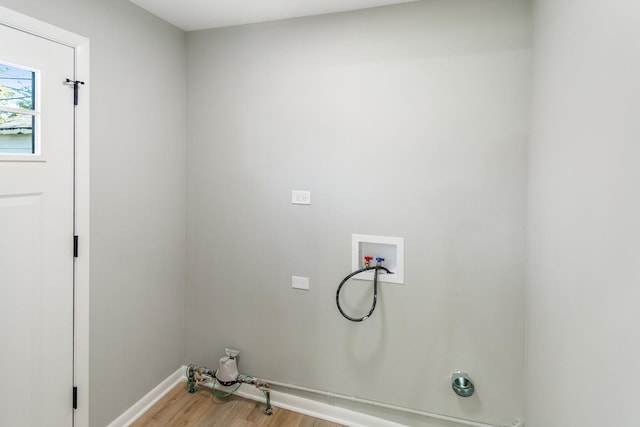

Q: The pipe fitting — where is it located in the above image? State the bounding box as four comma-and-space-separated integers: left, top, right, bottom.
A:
451, 371, 475, 397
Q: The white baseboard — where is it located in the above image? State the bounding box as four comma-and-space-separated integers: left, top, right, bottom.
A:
106, 367, 185, 427
229, 382, 407, 427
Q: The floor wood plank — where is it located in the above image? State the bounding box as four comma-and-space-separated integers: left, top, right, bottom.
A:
131, 383, 344, 427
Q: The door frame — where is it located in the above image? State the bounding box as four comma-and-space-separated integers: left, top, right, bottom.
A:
0, 6, 90, 427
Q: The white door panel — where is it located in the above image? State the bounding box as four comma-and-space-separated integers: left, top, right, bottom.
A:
0, 194, 44, 426
0, 23, 75, 427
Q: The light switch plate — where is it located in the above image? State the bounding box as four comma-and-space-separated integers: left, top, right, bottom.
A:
291, 190, 311, 205
292, 276, 310, 290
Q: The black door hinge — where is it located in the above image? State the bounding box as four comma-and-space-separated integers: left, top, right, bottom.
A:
65, 79, 85, 106
73, 386, 78, 410
74, 235, 78, 258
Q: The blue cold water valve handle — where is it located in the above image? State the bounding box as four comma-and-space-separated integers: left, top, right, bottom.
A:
376, 257, 385, 264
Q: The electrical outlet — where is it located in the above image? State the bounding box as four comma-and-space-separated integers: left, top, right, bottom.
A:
291, 190, 311, 205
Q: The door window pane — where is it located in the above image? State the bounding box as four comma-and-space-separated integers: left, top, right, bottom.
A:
0, 113, 34, 154
0, 64, 34, 110
0, 63, 37, 155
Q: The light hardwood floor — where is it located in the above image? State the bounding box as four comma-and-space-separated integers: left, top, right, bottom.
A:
131, 383, 345, 427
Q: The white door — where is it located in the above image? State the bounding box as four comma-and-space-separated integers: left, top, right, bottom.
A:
0, 23, 75, 427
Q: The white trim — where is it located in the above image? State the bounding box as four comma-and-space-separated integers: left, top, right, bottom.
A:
215, 375, 523, 427
229, 382, 407, 427
261, 378, 509, 427
73, 38, 90, 427
106, 367, 185, 427
0, 6, 90, 427
0, 6, 87, 47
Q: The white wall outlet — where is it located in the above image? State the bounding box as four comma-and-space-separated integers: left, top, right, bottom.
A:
291, 276, 310, 290
291, 190, 311, 205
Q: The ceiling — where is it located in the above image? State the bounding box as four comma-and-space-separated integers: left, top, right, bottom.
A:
128, 0, 418, 32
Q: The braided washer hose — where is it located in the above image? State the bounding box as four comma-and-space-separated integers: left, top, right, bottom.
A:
336, 265, 391, 322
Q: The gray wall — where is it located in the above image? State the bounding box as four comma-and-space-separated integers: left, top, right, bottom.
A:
527, 0, 640, 426
186, 1, 530, 425
0, 1, 187, 425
